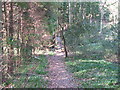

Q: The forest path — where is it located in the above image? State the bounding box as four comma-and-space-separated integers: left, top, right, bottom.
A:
46, 51, 78, 88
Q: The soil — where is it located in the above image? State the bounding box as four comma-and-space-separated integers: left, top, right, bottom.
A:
46, 51, 78, 88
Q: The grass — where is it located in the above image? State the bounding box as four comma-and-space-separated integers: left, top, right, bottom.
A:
65, 56, 120, 88
11, 54, 48, 88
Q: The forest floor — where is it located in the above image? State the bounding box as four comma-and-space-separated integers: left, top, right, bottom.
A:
46, 50, 79, 88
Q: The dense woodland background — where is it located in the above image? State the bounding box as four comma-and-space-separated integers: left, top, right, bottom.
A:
0, 1, 120, 88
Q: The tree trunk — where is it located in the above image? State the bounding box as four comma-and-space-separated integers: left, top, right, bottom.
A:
99, 1, 104, 37
69, 2, 72, 25
16, 8, 21, 67
118, 0, 120, 84
1, 1, 4, 84
2, 2, 9, 83
8, 2, 14, 75
61, 27, 68, 57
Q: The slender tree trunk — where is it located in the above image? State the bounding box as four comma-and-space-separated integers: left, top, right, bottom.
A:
61, 27, 68, 57
2, 2, 9, 83
1, 1, 4, 84
69, 2, 72, 25
16, 8, 21, 67
118, 0, 120, 84
8, 2, 14, 75
99, 1, 105, 36
100, 10, 103, 34
20, 10, 25, 61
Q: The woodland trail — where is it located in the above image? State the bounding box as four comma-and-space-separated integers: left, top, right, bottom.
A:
46, 51, 78, 88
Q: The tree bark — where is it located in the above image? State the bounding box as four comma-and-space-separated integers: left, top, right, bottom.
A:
8, 2, 14, 75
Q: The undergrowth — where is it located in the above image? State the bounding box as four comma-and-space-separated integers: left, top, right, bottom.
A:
65, 56, 120, 88
11, 55, 48, 88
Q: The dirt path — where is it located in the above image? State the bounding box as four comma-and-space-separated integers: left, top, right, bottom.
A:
46, 51, 78, 88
